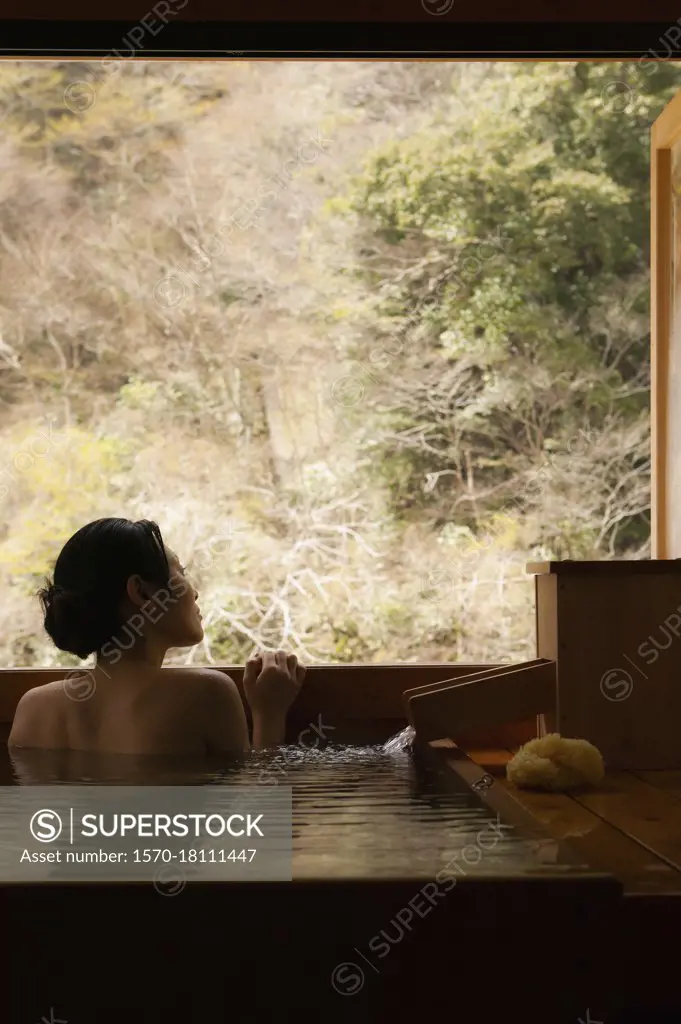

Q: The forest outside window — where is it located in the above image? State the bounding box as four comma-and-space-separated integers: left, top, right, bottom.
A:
0, 59, 674, 674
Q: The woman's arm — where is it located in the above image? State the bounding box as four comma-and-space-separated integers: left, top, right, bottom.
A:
251, 709, 287, 748
244, 650, 306, 748
199, 653, 306, 752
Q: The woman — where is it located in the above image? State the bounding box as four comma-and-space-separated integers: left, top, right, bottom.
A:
8, 517, 305, 755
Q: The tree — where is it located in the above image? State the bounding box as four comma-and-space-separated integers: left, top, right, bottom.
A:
340, 61, 679, 557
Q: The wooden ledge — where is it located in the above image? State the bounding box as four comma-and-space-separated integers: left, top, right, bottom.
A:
527, 559, 681, 575
460, 746, 681, 898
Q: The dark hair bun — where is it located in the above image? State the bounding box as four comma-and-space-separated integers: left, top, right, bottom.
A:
39, 582, 111, 660
39, 518, 169, 660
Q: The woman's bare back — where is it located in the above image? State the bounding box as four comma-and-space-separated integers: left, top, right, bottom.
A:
8, 668, 248, 756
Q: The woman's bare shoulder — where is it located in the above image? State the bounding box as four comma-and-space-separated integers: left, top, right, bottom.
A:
14, 679, 68, 705
162, 668, 248, 752
8, 680, 67, 747
160, 669, 243, 716
163, 667, 239, 692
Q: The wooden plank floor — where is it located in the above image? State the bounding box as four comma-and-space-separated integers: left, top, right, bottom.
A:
461, 747, 681, 896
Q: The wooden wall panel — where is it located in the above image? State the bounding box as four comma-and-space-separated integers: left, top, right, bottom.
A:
0, 663, 538, 749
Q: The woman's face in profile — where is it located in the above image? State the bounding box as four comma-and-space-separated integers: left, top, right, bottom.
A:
151, 548, 204, 648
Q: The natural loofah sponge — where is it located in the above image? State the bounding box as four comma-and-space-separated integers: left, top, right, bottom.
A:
506, 733, 604, 792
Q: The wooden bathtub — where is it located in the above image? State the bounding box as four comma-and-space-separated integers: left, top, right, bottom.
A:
1, 662, 678, 1023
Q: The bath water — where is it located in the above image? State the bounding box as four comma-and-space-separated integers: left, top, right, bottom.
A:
1, 733, 572, 879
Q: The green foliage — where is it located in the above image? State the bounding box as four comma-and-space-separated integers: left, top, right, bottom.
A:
0, 60, 229, 194
118, 378, 164, 409
341, 61, 670, 550
0, 426, 131, 590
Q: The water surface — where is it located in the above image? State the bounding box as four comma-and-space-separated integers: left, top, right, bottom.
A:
2, 737, 578, 880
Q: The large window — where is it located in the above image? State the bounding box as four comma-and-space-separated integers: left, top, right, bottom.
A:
0, 60, 672, 670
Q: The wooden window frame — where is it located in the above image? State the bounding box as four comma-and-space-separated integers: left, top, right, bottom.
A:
651, 88, 681, 556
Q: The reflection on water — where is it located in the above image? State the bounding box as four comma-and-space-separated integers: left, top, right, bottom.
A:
2, 733, 574, 879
